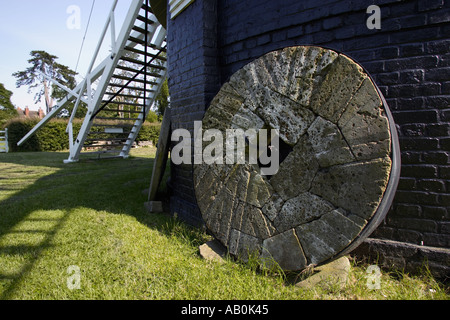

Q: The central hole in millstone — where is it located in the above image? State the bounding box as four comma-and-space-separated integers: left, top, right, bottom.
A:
246, 126, 294, 180
278, 138, 294, 165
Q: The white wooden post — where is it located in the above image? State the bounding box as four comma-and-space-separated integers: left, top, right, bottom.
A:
0, 128, 8, 153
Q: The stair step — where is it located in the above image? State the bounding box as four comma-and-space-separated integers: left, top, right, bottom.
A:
119, 55, 145, 65
102, 100, 145, 107
136, 15, 156, 25
126, 42, 167, 53
89, 133, 131, 138
91, 123, 134, 128
132, 25, 149, 35
147, 43, 167, 52
102, 98, 147, 105
89, 129, 132, 134
84, 142, 128, 148
81, 150, 123, 155
111, 74, 159, 86
89, 155, 126, 160
95, 117, 139, 121
105, 92, 149, 99
85, 138, 129, 142
120, 55, 165, 70
128, 36, 147, 46
141, 2, 153, 12
100, 108, 144, 114
115, 64, 163, 78
107, 84, 148, 91
114, 64, 141, 74
124, 46, 167, 61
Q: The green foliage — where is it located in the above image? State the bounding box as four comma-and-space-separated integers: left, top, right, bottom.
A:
0, 83, 18, 125
150, 51, 169, 118
4, 118, 161, 152
12, 50, 78, 114
136, 122, 161, 144
155, 79, 169, 117
146, 110, 159, 123
36, 121, 73, 151
6, 118, 71, 152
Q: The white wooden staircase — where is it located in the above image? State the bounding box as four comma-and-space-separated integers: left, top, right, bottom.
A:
17, 0, 167, 163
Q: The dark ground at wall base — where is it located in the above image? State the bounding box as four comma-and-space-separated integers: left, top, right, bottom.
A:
170, 196, 205, 228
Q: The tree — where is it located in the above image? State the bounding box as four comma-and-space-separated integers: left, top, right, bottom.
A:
0, 83, 17, 125
12, 50, 77, 114
148, 51, 169, 120
51, 63, 83, 118
155, 79, 169, 119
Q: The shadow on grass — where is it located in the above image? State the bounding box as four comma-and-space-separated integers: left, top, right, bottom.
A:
0, 151, 70, 168
0, 211, 71, 299
0, 151, 175, 299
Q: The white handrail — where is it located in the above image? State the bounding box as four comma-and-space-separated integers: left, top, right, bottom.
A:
86, 0, 119, 75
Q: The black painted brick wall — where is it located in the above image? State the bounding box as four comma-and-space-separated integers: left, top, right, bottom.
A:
167, 0, 450, 251
167, 0, 220, 227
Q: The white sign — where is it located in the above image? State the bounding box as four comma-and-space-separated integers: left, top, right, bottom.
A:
105, 128, 124, 134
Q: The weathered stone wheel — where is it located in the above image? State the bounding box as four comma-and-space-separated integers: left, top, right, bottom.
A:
194, 46, 400, 271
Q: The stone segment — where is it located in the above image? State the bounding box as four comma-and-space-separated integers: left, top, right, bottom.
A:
338, 78, 392, 161
296, 226, 338, 265
262, 193, 285, 222
200, 164, 277, 246
322, 209, 364, 242
224, 164, 252, 202
274, 192, 335, 233
202, 186, 233, 245
194, 165, 223, 214
231, 107, 265, 131
229, 229, 262, 262
310, 157, 392, 221
288, 47, 339, 104
310, 55, 367, 123
260, 229, 308, 271
295, 210, 365, 265
246, 171, 274, 208
238, 203, 276, 240
203, 82, 245, 132
254, 87, 316, 146
264, 47, 301, 95
307, 117, 356, 168
295, 211, 361, 265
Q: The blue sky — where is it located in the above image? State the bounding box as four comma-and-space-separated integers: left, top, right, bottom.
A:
0, 0, 131, 111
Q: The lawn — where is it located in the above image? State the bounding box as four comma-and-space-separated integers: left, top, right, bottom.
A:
0, 149, 448, 300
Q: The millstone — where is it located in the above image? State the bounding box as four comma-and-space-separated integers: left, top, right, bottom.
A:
193, 46, 399, 271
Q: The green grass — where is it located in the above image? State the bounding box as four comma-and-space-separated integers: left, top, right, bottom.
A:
0, 149, 448, 300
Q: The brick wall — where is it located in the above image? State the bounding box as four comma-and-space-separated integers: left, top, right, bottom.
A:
167, 0, 221, 226
167, 0, 450, 277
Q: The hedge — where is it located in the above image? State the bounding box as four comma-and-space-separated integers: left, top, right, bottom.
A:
3, 118, 161, 153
